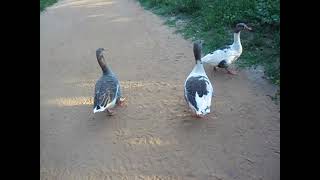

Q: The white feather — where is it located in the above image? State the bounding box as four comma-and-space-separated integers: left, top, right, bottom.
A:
194, 80, 213, 115
201, 33, 243, 66
184, 61, 214, 116
93, 85, 119, 113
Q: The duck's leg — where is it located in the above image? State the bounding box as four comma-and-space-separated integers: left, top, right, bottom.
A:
106, 109, 114, 116
192, 113, 204, 118
213, 66, 217, 71
211, 66, 217, 77
197, 114, 204, 118
191, 114, 198, 118
225, 67, 237, 75
118, 97, 126, 107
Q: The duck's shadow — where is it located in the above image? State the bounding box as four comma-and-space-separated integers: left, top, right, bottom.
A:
176, 106, 218, 133
87, 105, 127, 131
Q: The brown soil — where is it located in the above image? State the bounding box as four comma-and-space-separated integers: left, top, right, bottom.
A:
40, 0, 280, 179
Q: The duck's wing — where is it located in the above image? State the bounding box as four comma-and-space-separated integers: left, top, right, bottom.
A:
93, 75, 120, 112
202, 45, 232, 65
194, 79, 213, 114
184, 75, 213, 114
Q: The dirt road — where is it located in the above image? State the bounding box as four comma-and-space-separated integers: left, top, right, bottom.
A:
40, 0, 280, 179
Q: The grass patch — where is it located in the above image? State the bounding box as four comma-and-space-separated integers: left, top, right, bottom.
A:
137, 0, 280, 86
40, 0, 58, 12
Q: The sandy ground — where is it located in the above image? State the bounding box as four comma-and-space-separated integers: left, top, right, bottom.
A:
40, 0, 280, 179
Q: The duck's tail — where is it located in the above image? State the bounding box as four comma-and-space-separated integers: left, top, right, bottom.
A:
93, 105, 107, 113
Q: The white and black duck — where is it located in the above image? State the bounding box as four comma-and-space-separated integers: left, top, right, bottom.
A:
184, 41, 214, 117
201, 23, 252, 75
93, 48, 125, 115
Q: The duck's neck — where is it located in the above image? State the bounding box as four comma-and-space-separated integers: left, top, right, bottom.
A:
232, 32, 242, 50
103, 68, 112, 75
193, 60, 204, 73
98, 56, 112, 75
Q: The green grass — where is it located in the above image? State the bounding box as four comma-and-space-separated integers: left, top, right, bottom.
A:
137, 0, 280, 86
40, 0, 58, 12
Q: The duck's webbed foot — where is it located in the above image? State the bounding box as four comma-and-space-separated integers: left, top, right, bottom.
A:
106, 109, 114, 116
118, 97, 126, 107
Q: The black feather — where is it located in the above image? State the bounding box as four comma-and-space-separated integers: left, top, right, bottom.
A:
185, 76, 210, 111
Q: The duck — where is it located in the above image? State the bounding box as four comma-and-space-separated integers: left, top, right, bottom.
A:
184, 41, 214, 118
201, 23, 252, 75
93, 48, 125, 115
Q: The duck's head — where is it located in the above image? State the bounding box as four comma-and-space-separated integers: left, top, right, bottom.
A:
96, 48, 106, 60
193, 40, 203, 62
234, 23, 252, 33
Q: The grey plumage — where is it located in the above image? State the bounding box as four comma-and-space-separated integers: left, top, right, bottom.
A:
184, 41, 214, 116
93, 48, 121, 113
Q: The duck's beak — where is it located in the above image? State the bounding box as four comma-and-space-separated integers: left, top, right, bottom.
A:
246, 26, 252, 31
102, 48, 107, 54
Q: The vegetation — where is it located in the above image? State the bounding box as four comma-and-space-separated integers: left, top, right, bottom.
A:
138, 0, 280, 85
40, 0, 58, 12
